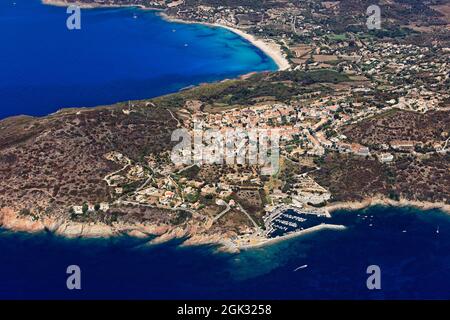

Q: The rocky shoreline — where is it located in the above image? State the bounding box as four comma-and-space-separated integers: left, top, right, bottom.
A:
0, 207, 238, 252
0, 207, 165, 239
2, 196, 449, 253
325, 196, 450, 215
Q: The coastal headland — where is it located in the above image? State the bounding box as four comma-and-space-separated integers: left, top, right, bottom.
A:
0, 0, 448, 253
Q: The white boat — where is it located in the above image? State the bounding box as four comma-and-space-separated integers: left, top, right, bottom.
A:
437, 226, 440, 234
294, 264, 308, 272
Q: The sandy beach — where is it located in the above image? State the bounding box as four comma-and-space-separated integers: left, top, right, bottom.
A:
211, 24, 291, 71
159, 13, 291, 71
42, 0, 290, 71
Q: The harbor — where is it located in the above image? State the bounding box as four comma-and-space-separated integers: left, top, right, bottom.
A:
264, 205, 335, 238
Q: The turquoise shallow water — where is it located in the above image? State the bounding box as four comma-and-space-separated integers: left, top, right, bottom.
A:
1, 206, 450, 299
0, 0, 276, 119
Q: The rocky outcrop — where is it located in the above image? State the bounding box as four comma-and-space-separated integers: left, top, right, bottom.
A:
325, 196, 450, 215
0, 208, 48, 233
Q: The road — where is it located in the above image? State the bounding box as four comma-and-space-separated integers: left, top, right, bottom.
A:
103, 157, 132, 187
212, 202, 231, 223
236, 202, 262, 231
166, 108, 181, 127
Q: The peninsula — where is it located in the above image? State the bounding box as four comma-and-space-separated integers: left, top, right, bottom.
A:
1, 0, 449, 252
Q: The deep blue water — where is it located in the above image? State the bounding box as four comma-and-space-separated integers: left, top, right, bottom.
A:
0, 0, 276, 119
1, 206, 450, 299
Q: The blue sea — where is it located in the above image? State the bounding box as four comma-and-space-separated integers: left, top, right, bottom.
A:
0, 0, 276, 119
1, 206, 450, 299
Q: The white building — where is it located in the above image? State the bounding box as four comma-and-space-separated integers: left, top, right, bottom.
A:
378, 153, 394, 163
